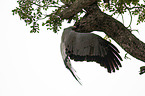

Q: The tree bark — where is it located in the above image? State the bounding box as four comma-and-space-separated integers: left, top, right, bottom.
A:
60, 0, 145, 62
60, 0, 98, 19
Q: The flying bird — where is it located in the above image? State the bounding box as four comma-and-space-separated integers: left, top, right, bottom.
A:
60, 26, 123, 84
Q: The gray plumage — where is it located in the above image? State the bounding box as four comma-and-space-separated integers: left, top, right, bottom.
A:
60, 26, 122, 84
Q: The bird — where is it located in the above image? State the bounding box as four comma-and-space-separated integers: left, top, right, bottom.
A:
60, 26, 123, 84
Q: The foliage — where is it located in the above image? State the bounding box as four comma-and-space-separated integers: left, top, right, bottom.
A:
12, 0, 145, 33
101, 0, 145, 26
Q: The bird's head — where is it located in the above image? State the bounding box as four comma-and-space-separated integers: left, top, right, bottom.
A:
63, 26, 77, 34
67, 26, 77, 30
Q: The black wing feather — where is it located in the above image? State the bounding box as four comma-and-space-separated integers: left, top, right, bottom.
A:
61, 27, 123, 84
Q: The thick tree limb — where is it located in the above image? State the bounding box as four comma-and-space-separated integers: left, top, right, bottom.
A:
74, 4, 145, 62
60, 2, 145, 62
60, 0, 98, 19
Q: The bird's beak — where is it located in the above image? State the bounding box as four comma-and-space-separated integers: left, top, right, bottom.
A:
72, 26, 76, 28
72, 26, 77, 30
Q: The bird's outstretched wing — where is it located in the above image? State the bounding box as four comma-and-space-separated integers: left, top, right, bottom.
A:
61, 26, 123, 83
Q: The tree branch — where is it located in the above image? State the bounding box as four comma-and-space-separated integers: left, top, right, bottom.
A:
60, 1, 145, 62
60, 0, 98, 19
74, 4, 145, 62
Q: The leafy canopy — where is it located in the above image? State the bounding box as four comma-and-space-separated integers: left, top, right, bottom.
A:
12, 0, 145, 33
